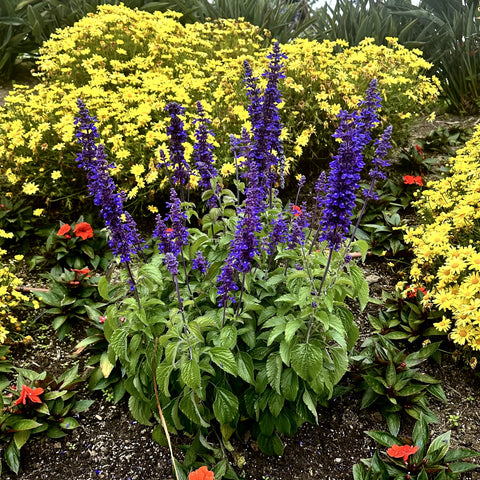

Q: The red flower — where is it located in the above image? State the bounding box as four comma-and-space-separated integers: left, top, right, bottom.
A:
387, 444, 419, 462
13, 384, 44, 406
166, 227, 173, 235
57, 224, 71, 236
188, 466, 214, 480
292, 205, 302, 217
407, 286, 427, 298
99, 316, 106, 324
74, 222, 94, 240
404, 175, 423, 186
71, 267, 90, 275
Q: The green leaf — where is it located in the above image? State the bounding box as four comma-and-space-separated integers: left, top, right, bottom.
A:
285, 316, 303, 344
128, 396, 152, 426
281, 368, 299, 402
179, 391, 210, 428
110, 328, 129, 362
365, 430, 402, 448
385, 413, 400, 436
444, 447, 480, 462
6, 441, 20, 473
209, 347, 237, 376
349, 264, 369, 310
97, 276, 109, 301
156, 364, 173, 397
181, 357, 201, 389
448, 462, 480, 473
363, 375, 386, 395
257, 432, 284, 456
213, 387, 238, 425
236, 351, 254, 385
302, 389, 318, 423
426, 431, 450, 464
13, 430, 30, 450
291, 343, 323, 382
152, 424, 167, 447
7, 418, 42, 430
60, 417, 79, 429
412, 415, 429, 455
266, 352, 282, 394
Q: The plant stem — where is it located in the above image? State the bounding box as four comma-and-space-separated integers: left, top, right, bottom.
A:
152, 337, 180, 480
125, 260, 141, 310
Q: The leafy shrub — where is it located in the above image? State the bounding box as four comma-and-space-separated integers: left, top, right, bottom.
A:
0, 365, 93, 474
405, 125, 480, 352
0, 4, 439, 212
349, 335, 445, 435
354, 415, 480, 480
28, 217, 112, 272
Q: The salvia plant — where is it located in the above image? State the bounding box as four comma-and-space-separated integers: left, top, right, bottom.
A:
74, 43, 393, 471
354, 414, 480, 480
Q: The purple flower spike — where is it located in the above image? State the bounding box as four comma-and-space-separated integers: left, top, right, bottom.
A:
75, 99, 145, 263
165, 102, 190, 186
193, 101, 219, 205
319, 80, 384, 251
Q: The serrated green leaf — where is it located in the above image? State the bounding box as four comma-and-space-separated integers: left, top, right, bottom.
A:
209, 347, 237, 376
266, 352, 282, 394
281, 368, 299, 401
110, 328, 129, 362
291, 343, 323, 382
213, 387, 238, 425
181, 357, 201, 389
236, 351, 254, 385
128, 396, 152, 426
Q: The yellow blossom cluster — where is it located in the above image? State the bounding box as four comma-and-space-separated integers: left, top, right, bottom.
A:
0, 252, 31, 345
0, 5, 439, 211
404, 126, 480, 350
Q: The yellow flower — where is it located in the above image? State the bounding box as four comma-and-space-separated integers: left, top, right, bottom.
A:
22, 182, 39, 195
51, 170, 62, 180
33, 208, 44, 216
130, 164, 145, 177
147, 205, 159, 214
434, 316, 451, 332
14, 255, 24, 261
220, 163, 235, 177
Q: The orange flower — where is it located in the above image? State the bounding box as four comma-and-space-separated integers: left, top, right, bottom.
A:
404, 175, 423, 186
57, 224, 71, 236
387, 444, 418, 462
13, 384, 44, 406
188, 466, 214, 480
74, 222, 94, 240
291, 205, 302, 217
71, 267, 90, 275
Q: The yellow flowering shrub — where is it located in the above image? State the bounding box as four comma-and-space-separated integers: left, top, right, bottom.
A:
0, 252, 31, 345
405, 126, 480, 350
0, 5, 439, 211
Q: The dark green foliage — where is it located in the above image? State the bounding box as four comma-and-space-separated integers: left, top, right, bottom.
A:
354, 415, 480, 480
310, 0, 480, 114
348, 335, 445, 435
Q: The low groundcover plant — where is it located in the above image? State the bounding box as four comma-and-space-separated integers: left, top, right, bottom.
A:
74, 43, 393, 477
